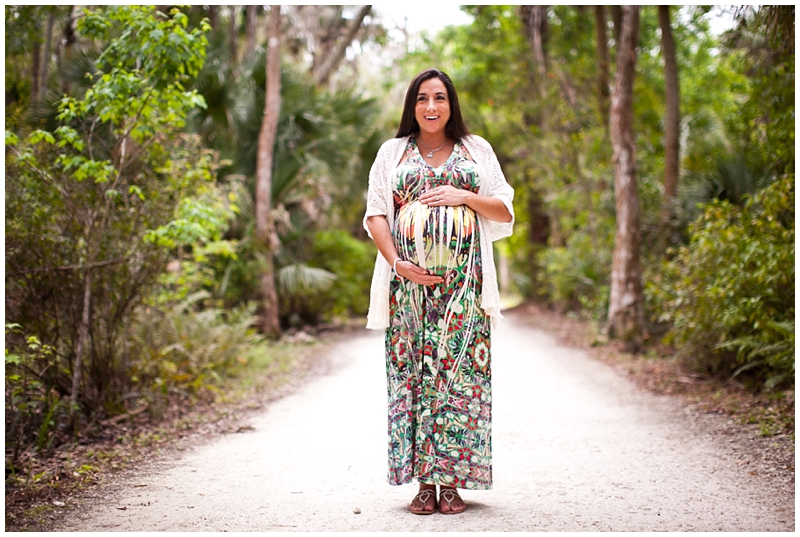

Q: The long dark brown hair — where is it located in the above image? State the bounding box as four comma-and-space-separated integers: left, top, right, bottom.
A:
395, 68, 470, 140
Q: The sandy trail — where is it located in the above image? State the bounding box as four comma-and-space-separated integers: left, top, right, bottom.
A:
63, 315, 794, 531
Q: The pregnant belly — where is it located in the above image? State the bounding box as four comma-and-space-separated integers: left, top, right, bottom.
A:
394, 200, 477, 271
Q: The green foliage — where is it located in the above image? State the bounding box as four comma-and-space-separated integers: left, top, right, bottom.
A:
648, 176, 794, 388
187, 57, 381, 315
404, 6, 659, 307
278, 230, 376, 326
310, 230, 377, 318
403, 8, 794, 384
706, 155, 767, 206
5, 325, 65, 457
80, 6, 210, 84
127, 292, 268, 412
721, 7, 795, 178
537, 229, 612, 317
5, 6, 220, 450
718, 320, 795, 391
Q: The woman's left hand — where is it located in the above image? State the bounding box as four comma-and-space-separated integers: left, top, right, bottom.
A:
420, 184, 512, 223
419, 185, 470, 207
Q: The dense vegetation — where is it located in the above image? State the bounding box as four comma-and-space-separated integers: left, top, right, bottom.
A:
401, 5, 793, 385
5, 5, 794, 466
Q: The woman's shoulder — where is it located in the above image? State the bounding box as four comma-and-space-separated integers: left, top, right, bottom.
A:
373, 136, 408, 162
461, 134, 493, 152
380, 136, 410, 153
371, 136, 410, 176
461, 134, 497, 162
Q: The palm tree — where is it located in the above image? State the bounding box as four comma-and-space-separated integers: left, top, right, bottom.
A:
184, 16, 381, 328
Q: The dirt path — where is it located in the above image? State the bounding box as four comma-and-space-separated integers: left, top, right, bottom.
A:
62, 315, 794, 531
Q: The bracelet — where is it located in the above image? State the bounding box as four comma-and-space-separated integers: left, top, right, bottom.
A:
393, 258, 402, 273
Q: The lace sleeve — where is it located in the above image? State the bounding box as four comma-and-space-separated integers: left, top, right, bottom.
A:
362, 141, 393, 239
483, 147, 515, 242
466, 135, 515, 242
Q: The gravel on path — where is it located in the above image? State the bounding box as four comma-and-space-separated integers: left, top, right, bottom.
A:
61, 315, 794, 531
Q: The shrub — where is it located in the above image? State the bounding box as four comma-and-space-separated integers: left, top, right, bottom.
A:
648, 175, 794, 389
4, 6, 217, 437
5, 326, 67, 459
536, 230, 612, 317
310, 230, 376, 318
126, 292, 267, 415
278, 230, 375, 326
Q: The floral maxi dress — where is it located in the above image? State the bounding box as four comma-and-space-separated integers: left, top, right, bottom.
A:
386, 138, 492, 490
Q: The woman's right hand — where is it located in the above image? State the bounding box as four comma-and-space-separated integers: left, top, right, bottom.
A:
396, 260, 444, 286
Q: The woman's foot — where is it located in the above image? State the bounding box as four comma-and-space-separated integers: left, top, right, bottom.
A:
438, 487, 466, 515
409, 484, 437, 515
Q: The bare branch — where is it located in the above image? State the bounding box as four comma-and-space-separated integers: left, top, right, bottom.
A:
7, 252, 157, 277
312, 5, 371, 86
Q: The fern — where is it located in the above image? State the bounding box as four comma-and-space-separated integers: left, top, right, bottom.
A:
128, 300, 267, 397
717, 320, 795, 389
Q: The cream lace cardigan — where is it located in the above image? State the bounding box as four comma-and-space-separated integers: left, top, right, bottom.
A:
362, 134, 515, 330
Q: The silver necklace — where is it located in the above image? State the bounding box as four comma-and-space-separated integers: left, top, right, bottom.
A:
418, 137, 447, 158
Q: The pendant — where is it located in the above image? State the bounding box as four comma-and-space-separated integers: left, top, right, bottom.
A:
426, 151, 434, 158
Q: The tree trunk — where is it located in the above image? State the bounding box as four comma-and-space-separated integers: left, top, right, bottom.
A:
520, 6, 552, 274
256, 6, 282, 337
69, 268, 92, 430
245, 5, 257, 59
38, 11, 55, 103
530, 6, 548, 82
312, 5, 371, 86
607, 5, 644, 345
228, 6, 239, 64
659, 5, 680, 217
59, 7, 77, 95
207, 6, 218, 30
31, 39, 41, 104
594, 6, 611, 126
610, 6, 622, 46
520, 5, 548, 84
527, 192, 549, 245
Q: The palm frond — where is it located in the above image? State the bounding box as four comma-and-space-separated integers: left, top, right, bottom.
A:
277, 263, 336, 295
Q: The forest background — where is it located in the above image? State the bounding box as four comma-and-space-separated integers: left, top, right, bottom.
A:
4, 5, 794, 485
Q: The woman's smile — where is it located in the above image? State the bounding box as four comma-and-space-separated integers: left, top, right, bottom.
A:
415, 78, 450, 135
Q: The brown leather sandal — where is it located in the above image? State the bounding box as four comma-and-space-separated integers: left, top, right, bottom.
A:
409, 489, 437, 515
439, 488, 466, 515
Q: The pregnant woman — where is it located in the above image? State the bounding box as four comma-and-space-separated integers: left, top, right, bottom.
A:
364, 68, 514, 515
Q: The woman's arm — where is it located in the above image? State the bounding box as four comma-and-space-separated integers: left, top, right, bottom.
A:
418, 187, 512, 223
365, 215, 444, 286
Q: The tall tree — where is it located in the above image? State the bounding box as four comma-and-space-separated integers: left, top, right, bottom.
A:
206, 5, 218, 30
312, 5, 371, 86
519, 5, 552, 250
245, 5, 257, 59
594, 6, 611, 126
256, 5, 282, 336
37, 10, 55, 103
607, 5, 644, 343
30, 34, 41, 103
520, 5, 549, 105
610, 6, 622, 46
659, 5, 680, 220
58, 6, 77, 95
228, 6, 239, 64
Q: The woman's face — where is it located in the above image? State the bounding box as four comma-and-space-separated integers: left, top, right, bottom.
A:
414, 78, 451, 138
